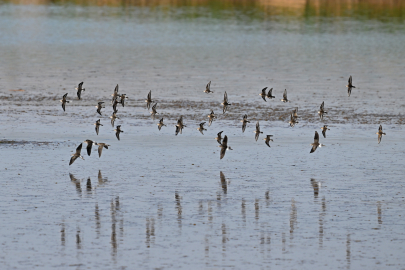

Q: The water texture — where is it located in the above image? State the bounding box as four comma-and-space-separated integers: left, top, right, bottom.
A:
0, 1, 405, 269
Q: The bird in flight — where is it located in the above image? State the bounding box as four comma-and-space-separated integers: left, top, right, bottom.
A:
69, 143, 84, 165
204, 81, 214, 93
281, 89, 290, 103
76, 82, 85, 100
115, 125, 123, 141
318, 101, 327, 120
221, 91, 231, 114
145, 90, 153, 109
263, 135, 273, 147
259, 87, 267, 102
219, 135, 232, 160
241, 114, 250, 133
346, 75, 356, 97
96, 102, 104, 116
376, 125, 386, 144
94, 119, 102, 135
60, 93, 69, 111
321, 125, 330, 138
310, 131, 324, 153
255, 121, 263, 141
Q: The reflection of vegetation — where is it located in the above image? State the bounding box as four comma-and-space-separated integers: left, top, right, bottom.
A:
3, 0, 405, 21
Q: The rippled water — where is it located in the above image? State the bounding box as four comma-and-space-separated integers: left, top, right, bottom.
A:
1, 1, 405, 269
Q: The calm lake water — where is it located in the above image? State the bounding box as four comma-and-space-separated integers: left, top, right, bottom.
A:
1, 1, 405, 269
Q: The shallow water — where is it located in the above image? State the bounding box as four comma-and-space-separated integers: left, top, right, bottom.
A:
1, 1, 405, 269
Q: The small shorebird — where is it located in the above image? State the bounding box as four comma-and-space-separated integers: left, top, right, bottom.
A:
175, 116, 186, 136
219, 135, 232, 159
95, 143, 110, 158
318, 101, 327, 120
346, 75, 356, 97
94, 119, 102, 135
96, 102, 104, 116
111, 84, 120, 103
120, 94, 128, 107
259, 87, 267, 102
310, 131, 324, 153
69, 143, 84, 166
60, 93, 69, 111
241, 114, 250, 133
76, 82, 85, 100
110, 112, 119, 127
263, 135, 273, 147
150, 103, 158, 120
145, 90, 153, 109
266, 88, 275, 99
204, 81, 213, 93
376, 125, 386, 144
289, 112, 298, 127
197, 122, 207, 135
115, 125, 123, 141
221, 91, 231, 114
157, 118, 166, 130
215, 131, 223, 144
281, 89, 289, 103
255, 121, 263, 141
293, 107, 298, 119
321, 125, 330, 138
84, 139, 96, 156
112, 98, 119, 113
207, 110, 216, 126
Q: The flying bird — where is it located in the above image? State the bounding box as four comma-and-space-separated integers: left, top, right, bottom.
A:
150, 103, 158, 120
219, 135, 232, 159
60, 93, 69, 111
197, 122, 207, 135
115, 125, 123, 141
96, 102, 104, 116
204, 81, 213, 93
111, 84, 120, 103
259, 87, 267, 102
263, 135, 273, 147
69, 143, 84, 166
120, 94, 128, 107
376, 125, 386, 144
318, 101, 327, 120
76, 82, 85, 100
157, 118, 166, 130
321, 125, 330, 138
266, 88, 275, 99
207, 110, 216, 126
215, 131, 223, 144
293, 107, 298, 119
112, 98, 119, 113
145, 90, 153, 109
241, 114, 250, 133
346, 75, 356, 97
310, 131, 324, 153
221, 91, 231, 114
289, 112, 298, 127
281, 89, 289, 103
94, 119, 102, 135
110, 112, 119, 127
255, 121, 263, 141
175, 116, 186, 136
95, 143, 110, 158
84, 139, 96, 156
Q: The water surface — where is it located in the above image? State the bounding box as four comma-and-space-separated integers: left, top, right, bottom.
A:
1, 1, 405, 269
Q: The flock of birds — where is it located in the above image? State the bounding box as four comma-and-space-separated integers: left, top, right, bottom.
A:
64, 76, 386, 165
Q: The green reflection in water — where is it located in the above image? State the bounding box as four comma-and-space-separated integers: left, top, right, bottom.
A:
1, 0, 405, 22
